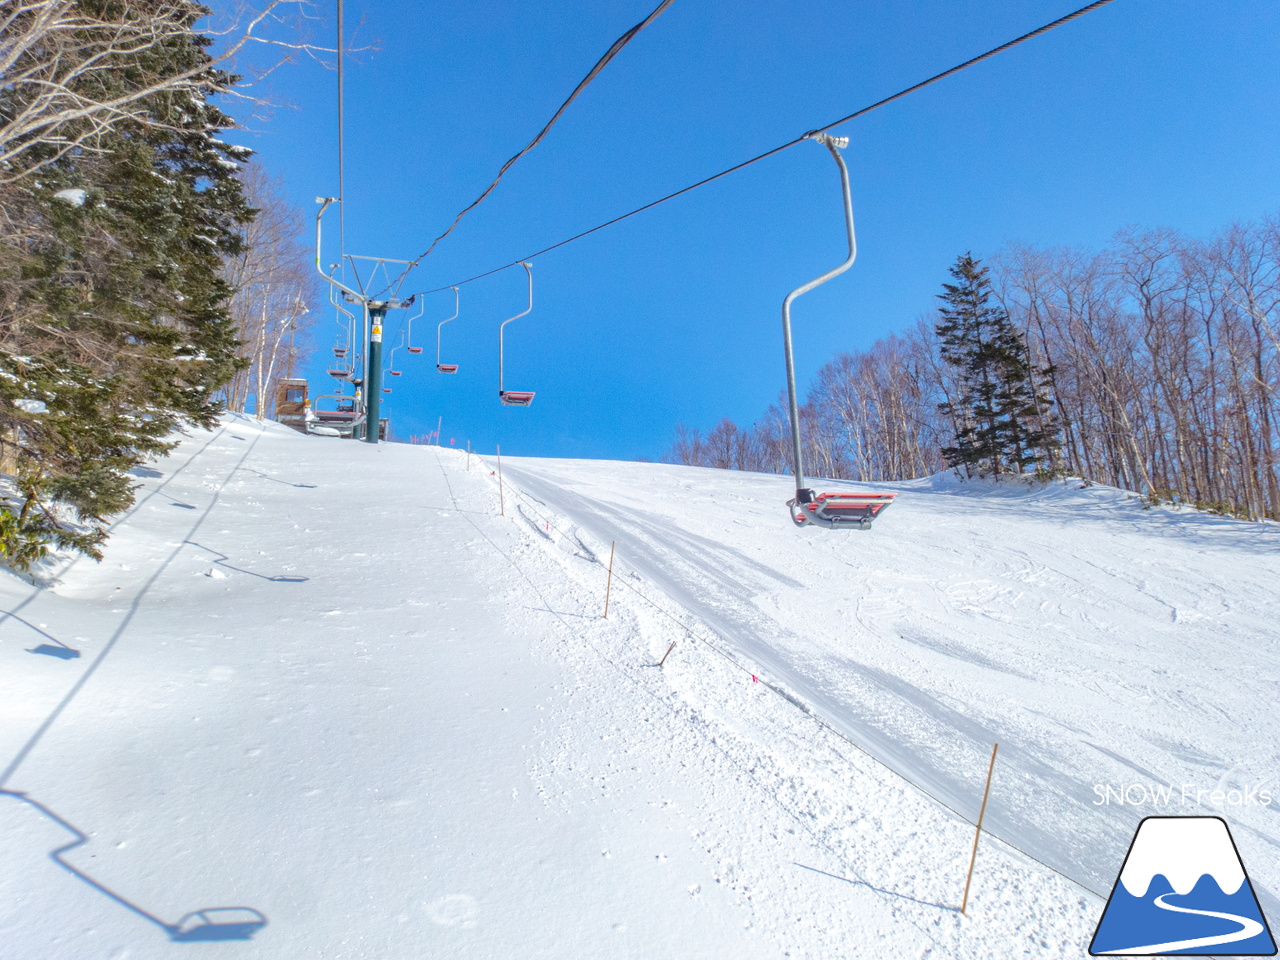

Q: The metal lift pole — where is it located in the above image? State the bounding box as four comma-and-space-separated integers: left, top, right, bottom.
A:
364, 302, 386, 442
781, 133, 855, 504
315, 198, 413, 444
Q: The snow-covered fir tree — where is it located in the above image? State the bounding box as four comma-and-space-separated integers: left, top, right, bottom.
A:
0, 1, 254, 569
934, 253, 1059, 479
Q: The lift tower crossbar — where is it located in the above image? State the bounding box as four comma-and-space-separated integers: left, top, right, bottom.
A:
315, 198, 414, 443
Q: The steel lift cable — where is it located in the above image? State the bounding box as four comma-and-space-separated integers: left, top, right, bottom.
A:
406, 0, 678, 272
419, 0, 1119, 295
337, 0, 348, 281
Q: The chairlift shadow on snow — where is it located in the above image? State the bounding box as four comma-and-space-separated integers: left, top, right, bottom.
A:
792, 862, 957, 913
184, 541, 310, 583
27, 643, 81, 660
0, 790, 267, 942
2, 611, 82, 660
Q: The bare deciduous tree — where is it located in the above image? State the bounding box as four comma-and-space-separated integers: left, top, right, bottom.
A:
666, 216, 1279, 520
220, 165, 318, 418
0, 0, 328, 183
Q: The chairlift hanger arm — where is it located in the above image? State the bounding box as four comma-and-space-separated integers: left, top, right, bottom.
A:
500, 264, 533, 333
315, 198, 364, 303
437, 285, 459, 366
782, 134, 855, 502
328, 268, 357, 321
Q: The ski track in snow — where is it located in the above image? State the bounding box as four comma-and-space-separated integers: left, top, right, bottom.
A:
0, 418, 1273, 958
496, 457, 1280, 913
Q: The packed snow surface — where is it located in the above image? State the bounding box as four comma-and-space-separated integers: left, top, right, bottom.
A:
1, 417, 1275, 958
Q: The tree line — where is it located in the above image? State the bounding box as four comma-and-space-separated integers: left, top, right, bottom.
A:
0, 1, 318, 570
666, 219, 1280, 521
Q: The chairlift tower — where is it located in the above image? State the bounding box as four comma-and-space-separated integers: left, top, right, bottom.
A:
315, 198, 415, 443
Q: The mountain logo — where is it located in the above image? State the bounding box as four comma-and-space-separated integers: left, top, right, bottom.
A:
1090, 816, 1276, 956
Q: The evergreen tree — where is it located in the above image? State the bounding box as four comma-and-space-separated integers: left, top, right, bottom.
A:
934, 253, 1059, 478
0, 1, 253, 570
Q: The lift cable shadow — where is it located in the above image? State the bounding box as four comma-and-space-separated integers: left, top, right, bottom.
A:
0, 790, 267, 942
0, 425, 267, 789
1, 424, 230, 615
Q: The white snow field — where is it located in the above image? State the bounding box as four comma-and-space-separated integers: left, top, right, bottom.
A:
1, 415, 1275, 959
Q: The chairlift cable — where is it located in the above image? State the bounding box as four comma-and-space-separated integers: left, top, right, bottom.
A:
419, 0, 1119, 295
407, 0, 678, 270
337, 0, 346, 273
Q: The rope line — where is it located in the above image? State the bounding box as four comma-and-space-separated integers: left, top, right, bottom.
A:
418, 0, 1119, 294
478, 453, 1108, 900
434, 448, 969, 933
409, 0, 678, 269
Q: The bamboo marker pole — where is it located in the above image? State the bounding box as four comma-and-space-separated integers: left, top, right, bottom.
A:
602, 541, 616, 618
658, 641, 676, 667
496, 444, 504, 516
961, 742, 999, 916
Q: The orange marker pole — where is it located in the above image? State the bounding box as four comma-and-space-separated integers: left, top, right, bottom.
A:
658, 641, 676, 667
602, 541, 616, 619
961, 742, 999, 915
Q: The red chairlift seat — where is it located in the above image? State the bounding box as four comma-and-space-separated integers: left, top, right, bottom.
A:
389, 370, 402, 377
437, 363, 458, 374
789, 491, 896, 530
407, 346, 423, 354
333, 347, 347, 358
382, 387, 392, 394
499, 390, 535, 407
327, 364, 352, 379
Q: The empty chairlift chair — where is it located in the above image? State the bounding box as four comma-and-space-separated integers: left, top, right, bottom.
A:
437, 286, 459, 373
387, 335, 403, 377
329, 265, 358, 364
780, 134, 896, 530
404, 296, 425, 354
498, 263, 536, 406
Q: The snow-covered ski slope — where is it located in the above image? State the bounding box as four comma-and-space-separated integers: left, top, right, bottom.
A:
502, 456, 1279, 904
1, 416, 1275, 959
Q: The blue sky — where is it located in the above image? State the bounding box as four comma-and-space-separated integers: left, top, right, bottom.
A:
224, 0, 1280, 460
